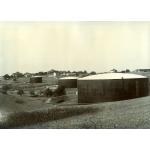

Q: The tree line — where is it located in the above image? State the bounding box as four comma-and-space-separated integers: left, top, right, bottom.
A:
2, 70, 97, 80
2, 69, 131, 80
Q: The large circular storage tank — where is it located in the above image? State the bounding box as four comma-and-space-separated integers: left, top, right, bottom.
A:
78, 73, 149, 103
58, 77, 78, 88
30, 76, 43, 83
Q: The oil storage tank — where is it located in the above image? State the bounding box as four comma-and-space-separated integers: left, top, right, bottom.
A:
78, 73, 149, 103
30, 76, 42, 83
58, 76, 78, 88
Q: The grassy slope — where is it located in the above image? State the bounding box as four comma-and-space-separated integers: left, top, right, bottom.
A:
1, 92, 150, 129
0, 76, 59, 113
19, 95, 150, 129
0, 93, 27, 113
1, 75, 150, 129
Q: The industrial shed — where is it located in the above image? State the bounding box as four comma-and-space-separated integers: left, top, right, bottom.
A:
78, 73, 149, 103
30, 76, 43, 83
58, 77, 78, 88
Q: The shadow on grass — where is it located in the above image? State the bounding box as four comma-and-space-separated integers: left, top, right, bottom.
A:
0, 105, 101, 128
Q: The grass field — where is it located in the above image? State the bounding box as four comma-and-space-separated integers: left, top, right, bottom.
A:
0, 74, 150, 128
18, 95, 150, 129
1, 94, 150, 129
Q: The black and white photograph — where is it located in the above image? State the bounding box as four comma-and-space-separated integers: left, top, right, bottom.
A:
1, 0, 150, 150
0, 22, 150, 129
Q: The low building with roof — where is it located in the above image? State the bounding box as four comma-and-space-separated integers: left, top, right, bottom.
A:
30, 76, 43, 83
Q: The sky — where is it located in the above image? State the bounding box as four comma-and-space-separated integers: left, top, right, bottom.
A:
0, 22, 150, 75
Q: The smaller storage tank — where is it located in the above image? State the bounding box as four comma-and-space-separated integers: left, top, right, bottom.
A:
78, 73, 149, 103
58, 76, 78, 88
30, 76, 43, 83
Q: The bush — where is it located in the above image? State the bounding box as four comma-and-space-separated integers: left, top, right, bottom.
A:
3, 74, 10, 80
17, 89, 24, 96
30, 90, 36, 97
43, 88, 53, 97
2, 106, 99, 128
13, 77, 17, 81
2, 85, 11, 90
1, 90, 7, 94
1, 85, 12, 94
90, 71, 96, 75
54, 85, 66, 96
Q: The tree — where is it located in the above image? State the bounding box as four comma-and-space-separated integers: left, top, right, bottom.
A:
30, 90, 36, 97
125, 69, 130, 73
13, 77, 17, 81
38, 72, 47, 76
83, 70, 87, 74
54, 85, 66, 96
110, 69, 117, 73
90, 71, 96, 75
3, 74, 10, 80
1, 85, 11, 94
43, 88, 53, 97
12, 72, 24, 78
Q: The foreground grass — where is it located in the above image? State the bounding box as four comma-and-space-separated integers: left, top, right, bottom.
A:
0, 105, 99, 128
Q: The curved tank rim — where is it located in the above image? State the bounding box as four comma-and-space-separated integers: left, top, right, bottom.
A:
59, 76, 78, 80
31, 76, 42, 78
78, 73, 148, 80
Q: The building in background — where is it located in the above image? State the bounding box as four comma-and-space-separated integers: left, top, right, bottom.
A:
30, 76, 43, 83
135, 69, 150, 72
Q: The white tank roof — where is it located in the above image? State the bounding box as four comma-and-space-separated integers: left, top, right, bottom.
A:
60, 76, 78, 80
78, 73, 147, 80
31, 76, 42, 78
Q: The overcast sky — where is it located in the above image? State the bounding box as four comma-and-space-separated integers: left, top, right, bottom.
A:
0, 22, 150, 75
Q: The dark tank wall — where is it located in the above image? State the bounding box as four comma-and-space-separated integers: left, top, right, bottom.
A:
58, 79, 77, 88
30, 77, 43, 83
78, 78, 149, 103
